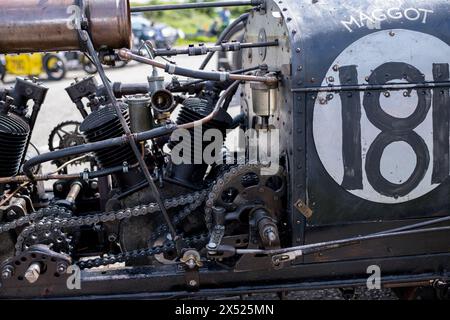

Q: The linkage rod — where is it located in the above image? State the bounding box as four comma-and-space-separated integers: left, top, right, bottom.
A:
153, 40, 279, 57
118, 49, 278, 85
131, 0, 263, 12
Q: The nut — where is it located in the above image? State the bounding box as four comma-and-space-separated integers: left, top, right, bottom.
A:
189, 280, 198, 287
1, 266, 13, 279
57, 263, 68, 274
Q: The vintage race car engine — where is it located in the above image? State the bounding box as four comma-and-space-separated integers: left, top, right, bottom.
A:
0, 0, 449, 299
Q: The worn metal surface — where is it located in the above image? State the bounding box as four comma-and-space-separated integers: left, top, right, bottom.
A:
0, 0, 131, 53
242, 0, 450, 228
241, 0, 450, 271
297, 0, 450, 225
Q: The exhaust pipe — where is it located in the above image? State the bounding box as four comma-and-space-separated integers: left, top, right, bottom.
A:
0, 0, 131, 54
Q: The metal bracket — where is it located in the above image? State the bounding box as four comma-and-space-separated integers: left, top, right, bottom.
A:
294, 199, 313, 219
181, 250, 202, 291
0, 245, 71, 288
272, 249, 303, 266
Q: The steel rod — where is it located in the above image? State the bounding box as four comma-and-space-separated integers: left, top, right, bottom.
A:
292, 81, 450, 93
118, 48, 277, 85
131, 0, 261, 13
235, 225, 450, 256
153, 40, 278, 57
200, 13, 249, 70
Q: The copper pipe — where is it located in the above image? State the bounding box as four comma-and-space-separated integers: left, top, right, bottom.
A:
178, 80, 241, 130
0, 173, 79, 184
0, 0, 131, 54
66, 182, 82, 204
0, 162, 141, 184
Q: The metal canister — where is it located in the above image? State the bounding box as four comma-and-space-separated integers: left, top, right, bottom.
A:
126, 94, 153, 133
250, 81, 278, 117
0, 0, 131, 54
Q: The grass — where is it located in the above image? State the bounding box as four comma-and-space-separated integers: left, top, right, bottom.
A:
156, 10, 217, 45
130, 0, 248, 46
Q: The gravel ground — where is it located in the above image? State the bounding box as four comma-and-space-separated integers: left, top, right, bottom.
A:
244, 288, 398, 300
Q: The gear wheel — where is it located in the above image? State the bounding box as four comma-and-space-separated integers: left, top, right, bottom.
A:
22, 225, 72, 255
48, 121, 87, 168
205, 163, 286, 229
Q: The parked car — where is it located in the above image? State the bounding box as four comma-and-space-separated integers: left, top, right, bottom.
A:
131, 14, 180, 49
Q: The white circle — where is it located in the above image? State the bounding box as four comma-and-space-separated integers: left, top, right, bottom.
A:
379, 81, 418, 118
380, 142, 416, 184
313, 29, 450, 203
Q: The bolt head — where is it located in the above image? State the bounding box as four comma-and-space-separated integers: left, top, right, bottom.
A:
25, 269, 39, 284
1, 266, 13, 279
207, 242, 217, 249
57, 263, 68, 274
2, 270, 11, 279
189, 280, 198, 287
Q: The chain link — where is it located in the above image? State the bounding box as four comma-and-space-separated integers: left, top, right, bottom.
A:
77, 233, 210, 269
11, 190, 208, 257
1, 164, 272, 269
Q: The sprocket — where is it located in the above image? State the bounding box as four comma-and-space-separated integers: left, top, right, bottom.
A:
48, 121, 88, 169
205, 163, 286, 230
22, 225, 73, 255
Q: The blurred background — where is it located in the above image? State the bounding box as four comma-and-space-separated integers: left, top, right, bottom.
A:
130, 0, 246, 47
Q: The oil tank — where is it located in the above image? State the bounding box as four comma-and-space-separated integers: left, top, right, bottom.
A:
0, 0, 131, 53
